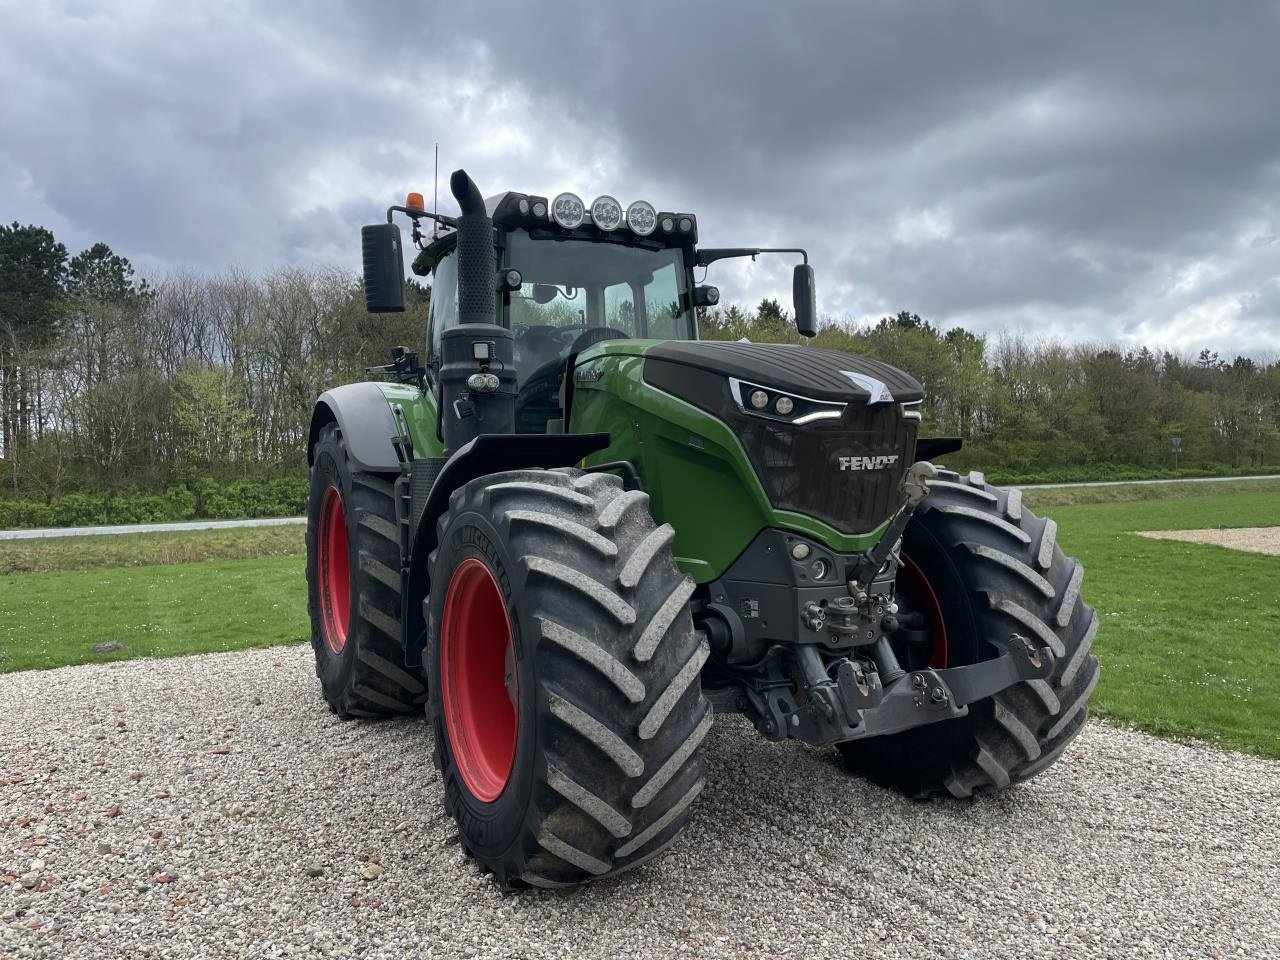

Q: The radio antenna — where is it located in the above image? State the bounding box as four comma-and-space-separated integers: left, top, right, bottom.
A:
432, 142, 439, 238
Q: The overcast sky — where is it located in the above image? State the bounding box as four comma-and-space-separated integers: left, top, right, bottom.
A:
3, 1, 1278, 353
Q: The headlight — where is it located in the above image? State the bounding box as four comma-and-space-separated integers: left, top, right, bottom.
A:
552, 193, 585, 229
591, 195, 623, 231
626, 200, 657, 236
731, 377, 846, 424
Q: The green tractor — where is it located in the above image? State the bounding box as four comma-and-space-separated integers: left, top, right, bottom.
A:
305, 170, 1098, 889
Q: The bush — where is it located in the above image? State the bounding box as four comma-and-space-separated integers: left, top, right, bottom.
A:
0, 499, 55, 529
0, 474, 309, 530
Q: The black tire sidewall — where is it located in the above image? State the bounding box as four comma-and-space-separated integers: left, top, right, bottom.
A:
308, 428, 358, 699
427, 507, 540, 861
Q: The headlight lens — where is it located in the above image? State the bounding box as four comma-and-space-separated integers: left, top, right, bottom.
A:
775, 396, 795, 415
626, 200, 657, 236
591, 195, 623, 231
552, 193, 585, 229
749, 390, 769, 410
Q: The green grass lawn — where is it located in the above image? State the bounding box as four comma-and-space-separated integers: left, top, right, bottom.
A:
0, 525, 304, 575
0, 555, 308, 672
0, 485, 1277, 760
1035, 490, 1280, 759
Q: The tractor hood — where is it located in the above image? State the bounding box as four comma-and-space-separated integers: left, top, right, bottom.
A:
643, 341, 923, 405
639, 340, 924, 537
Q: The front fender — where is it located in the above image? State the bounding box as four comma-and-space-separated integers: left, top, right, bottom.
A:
403, 431, 610, 669
308, 383, 402, 473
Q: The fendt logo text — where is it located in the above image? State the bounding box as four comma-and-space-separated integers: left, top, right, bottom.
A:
838, 455, 899, 471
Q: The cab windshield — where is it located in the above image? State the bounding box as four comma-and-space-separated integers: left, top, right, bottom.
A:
504, 231, 695, 379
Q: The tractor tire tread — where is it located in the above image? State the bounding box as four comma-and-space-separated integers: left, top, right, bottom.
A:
428, 466, 709, 889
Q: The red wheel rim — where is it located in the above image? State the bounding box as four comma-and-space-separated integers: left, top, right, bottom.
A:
318, 485, 351, 655
440, 558, 518, 802
898, 552, 948, 668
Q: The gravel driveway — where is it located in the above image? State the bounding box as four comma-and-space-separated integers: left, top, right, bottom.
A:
2, 646, 1276, 959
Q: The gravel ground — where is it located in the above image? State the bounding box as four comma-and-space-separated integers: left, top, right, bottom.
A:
1138, 526, 1280, 557
2, 646, 1277, 959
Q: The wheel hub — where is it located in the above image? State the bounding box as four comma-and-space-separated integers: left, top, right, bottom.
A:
895, 552, 948, 669
317, 485, 351, 655
440, 558, 518, 802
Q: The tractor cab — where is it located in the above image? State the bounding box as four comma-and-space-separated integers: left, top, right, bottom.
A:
359, 174, 815, 451
412, 192, 701, 433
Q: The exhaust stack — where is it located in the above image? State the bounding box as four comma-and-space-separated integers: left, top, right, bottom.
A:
450, 170, 496, 325
439, 169, 516, 454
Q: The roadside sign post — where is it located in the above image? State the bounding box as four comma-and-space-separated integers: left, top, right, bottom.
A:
1171, 435, 1182, 471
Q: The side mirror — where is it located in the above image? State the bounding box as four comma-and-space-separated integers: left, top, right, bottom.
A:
361, 223, 406, 313
692, 284, 720, 308
792, 263, 817, 338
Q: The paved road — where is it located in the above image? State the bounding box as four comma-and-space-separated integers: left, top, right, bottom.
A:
0, 516, 306, 541
1021, 472, 1280, 490
2, 473, 1278, 541
1, 645, 1275, 958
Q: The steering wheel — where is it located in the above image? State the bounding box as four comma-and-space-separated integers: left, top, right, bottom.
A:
548, 323, 593, 345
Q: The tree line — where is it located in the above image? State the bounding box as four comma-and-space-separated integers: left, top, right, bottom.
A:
702, 302, 1279, 480
1, 221, 1276, 509
0, 223, 426, 501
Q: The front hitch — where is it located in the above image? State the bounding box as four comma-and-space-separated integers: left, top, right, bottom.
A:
854, 633, 1056, 737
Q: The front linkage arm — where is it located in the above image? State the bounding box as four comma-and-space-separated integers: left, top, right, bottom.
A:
852, 633, 1056, 738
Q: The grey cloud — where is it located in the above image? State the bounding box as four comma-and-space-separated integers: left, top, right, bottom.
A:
2, 0, 1279, 352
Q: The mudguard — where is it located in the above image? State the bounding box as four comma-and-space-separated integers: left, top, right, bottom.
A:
308, 383, 402, 473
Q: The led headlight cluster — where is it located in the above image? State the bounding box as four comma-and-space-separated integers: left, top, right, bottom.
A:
544, 192, 691, 238
729, 378, 846, 425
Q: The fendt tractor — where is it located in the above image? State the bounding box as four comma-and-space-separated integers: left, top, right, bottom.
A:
304, 170, 1099, 889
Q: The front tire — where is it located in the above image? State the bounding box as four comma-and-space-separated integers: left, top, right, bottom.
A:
838, 469, 1100, 797
427, 468, 711, 888
306, 422, 426, 717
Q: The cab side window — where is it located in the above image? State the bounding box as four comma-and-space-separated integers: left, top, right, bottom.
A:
428, 252, 458, 361
643, 264, 684, 340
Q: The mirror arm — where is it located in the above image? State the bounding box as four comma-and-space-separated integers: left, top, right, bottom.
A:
385, 206, 457, 228
386, 206, 459, 249
695, 246, 808, 267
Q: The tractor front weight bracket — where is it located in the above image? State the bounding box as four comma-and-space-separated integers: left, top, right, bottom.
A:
746, 632, 1056, 747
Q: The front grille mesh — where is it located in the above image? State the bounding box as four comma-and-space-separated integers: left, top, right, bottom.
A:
738, 403, 916, 535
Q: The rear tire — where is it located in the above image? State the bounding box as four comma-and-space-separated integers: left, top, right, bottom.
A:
838, 469, 1099, 798
427, 468, 711, 888
306, 422, 426, 718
